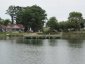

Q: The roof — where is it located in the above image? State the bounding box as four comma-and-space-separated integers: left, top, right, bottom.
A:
6, 24, 24, 29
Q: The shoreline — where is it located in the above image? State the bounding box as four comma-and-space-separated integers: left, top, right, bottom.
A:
0, 31, 85, 39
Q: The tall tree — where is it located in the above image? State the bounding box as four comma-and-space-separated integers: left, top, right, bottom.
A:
58, 21, 69, 31
68, 11, 84, 30
16, 5, 47, 32
46, 17, 58, 32
6, 5, 22, 24
6, 5, 15, 24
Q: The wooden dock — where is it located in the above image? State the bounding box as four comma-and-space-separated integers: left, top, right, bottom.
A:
24, 34, 62, 39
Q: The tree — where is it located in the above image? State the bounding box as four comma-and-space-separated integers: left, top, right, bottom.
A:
3, 19, 11, 26
58, 21, 69, 31
6, 5, 15, 24
46, 17, 58, 32
0, 17, 11, 26
16, 5, 47, 32
0, 18, 4, 25
6, 5, 22, 24
68, 11, 84, 30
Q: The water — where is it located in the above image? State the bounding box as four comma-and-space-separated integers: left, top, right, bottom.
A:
0, 37, 85, 64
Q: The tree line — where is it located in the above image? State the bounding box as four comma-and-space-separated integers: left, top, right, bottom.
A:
6, 5, 47, 32
47, 12, 85, 32
0, 18, 11, 26
1, 5, 84, 32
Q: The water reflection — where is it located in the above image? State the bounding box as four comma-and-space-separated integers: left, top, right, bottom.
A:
48, 39, 57, 46
0, 36, 6, 40
0, 38, 85, 64
16, 39, 43, 46
67, 39, 83, 48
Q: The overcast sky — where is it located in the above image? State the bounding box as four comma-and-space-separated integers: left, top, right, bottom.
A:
0, 0, 85, 21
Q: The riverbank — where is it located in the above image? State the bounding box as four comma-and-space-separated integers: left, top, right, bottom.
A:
24, 31, 85, 39
0, 32, 23, 37
62, 31, 85, 39
0, 31, 85, 39
24, 34, 61, 39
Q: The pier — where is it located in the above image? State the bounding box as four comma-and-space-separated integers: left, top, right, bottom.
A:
24, 33, 62, 39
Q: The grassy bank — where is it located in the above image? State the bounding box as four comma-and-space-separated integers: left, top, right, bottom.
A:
0, 31, 85, 39
0, 32, 24, 37
62, 31, 85, 39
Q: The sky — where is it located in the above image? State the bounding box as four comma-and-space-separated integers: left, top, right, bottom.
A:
0, 0, 85, 21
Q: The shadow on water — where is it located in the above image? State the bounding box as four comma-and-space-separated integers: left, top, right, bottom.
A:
48, 39, 57, 46
0, 36, 7, 40
67, 39, 83, 48
0, 36, 43, 46
0, 36, 22, 40
16, 38, 43, 46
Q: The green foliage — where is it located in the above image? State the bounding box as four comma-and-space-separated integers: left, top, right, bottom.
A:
6, 5, 85, 33
68, 12, 82, 19
16, 5, 47, 32
58, 21, 69, 31
3, 19, 11, 26
0, 18, 4, 25
6, 5, 22, 24
0, 18, 11, 25
46, 17, 58, 32
46, 11, 84, 32
68, 11, 84, 30
43, 27, 50, 34
6, 5, 15, 24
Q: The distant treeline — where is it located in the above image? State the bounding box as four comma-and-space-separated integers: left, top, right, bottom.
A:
0, 5, 85, 32
46, 12, 85, 32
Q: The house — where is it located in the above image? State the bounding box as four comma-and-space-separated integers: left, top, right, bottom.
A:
6, 24, 24, 32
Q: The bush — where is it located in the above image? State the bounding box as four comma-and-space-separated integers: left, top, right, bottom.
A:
43, 27, 51, 34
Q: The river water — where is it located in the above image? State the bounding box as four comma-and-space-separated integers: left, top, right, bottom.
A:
0, 37, 85, 64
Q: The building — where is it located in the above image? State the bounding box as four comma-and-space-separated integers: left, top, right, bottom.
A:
6, 24, 24, 32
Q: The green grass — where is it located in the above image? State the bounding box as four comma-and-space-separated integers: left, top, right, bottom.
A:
0, 31, 85, 39
62, 31, 85, 39
0, 32, 24, 37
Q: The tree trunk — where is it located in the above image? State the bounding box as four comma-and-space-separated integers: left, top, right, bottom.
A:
24, 26, 28, 32
11, 16, 14, 24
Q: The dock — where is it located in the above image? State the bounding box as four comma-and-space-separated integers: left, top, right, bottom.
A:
24, 34, 62, 39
